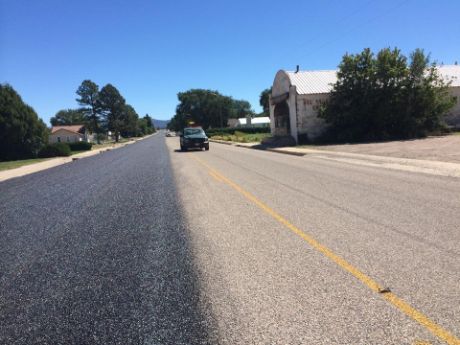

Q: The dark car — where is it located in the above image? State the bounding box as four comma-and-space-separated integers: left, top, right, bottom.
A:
180, 127, 209, 151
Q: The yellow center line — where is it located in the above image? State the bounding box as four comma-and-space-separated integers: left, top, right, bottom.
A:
190, 154, 460, 345
208, 170, 223, 182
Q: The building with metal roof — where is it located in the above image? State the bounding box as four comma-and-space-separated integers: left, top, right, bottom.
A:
269, 65, 460, 143
228, 116, 271, 128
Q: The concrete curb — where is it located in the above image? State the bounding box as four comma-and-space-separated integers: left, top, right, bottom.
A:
266, 148, 306, 156
211, 139, 306, 156
0, 133, 157, 183
210, 139, 233, 146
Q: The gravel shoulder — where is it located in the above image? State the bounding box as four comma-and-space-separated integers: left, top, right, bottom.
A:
307, 134, 460, 163
211, 134, 460, 178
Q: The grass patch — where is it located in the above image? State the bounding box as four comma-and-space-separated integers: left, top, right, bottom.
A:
211, 132, 270, 143
0, 158, 52, 171
92, 142, 115, 150
70, 150, 87, 155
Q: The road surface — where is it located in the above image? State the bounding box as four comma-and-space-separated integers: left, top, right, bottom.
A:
0, 134, 458, 344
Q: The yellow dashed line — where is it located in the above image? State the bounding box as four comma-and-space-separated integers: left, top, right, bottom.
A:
190, 154, 460, 345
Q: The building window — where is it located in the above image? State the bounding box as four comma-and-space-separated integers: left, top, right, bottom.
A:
57, 137, 61, 143
67, 136, 70, 142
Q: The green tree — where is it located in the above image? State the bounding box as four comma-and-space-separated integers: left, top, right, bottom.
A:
0, 84, 48, 160
166, 116, 178, 131
319, 47, 455, 142
98, 84, 126, 142
76, 80, 101, 137
230, 99, 254, 118
120, 104, 139, 137
50, 108, 86, 126
169, 89, 248, 131
143, 114, 153, 128
403, 49, 454, 137
138, 114, 155, 135
259, 87, 272, 116
137, 118, 148, 136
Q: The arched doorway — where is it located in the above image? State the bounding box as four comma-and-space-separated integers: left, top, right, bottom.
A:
274, 100, 290, 136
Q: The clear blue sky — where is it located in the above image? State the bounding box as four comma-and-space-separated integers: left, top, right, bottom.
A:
1, 0, 459, 125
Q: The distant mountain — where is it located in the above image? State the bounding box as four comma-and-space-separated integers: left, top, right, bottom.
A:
153, 119, 169, 129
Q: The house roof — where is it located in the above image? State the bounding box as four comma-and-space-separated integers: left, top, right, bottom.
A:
438, 65, 460, 87
51, 125, 85, 134
281, 65, 460, 95
285, 70, 337, 95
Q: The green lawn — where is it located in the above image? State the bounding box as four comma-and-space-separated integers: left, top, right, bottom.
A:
70, 150, 87, 155
0, 158, 52, 172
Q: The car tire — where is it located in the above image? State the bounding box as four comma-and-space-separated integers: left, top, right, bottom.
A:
180, 145, 186, 151
205, 144, 209, 151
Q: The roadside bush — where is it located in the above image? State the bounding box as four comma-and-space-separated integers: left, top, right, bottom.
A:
205, 127, 270, 137
210, 132, 270, 143
37, 143, 71, 158
68, 141, 92, 151
320, 48, 455, 142
96, 133, 107, 142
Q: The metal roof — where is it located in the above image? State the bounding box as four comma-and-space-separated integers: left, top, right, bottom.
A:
285, 70, 337, 95
238, 117, 270, 125
437, 65, 460, 87
284, 65, 460, 95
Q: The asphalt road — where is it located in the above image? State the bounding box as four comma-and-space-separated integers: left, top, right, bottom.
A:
1, 134, 459, 344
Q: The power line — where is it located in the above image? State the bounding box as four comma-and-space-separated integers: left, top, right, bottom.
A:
295, 0, 412, 64
294, 0, 380, 52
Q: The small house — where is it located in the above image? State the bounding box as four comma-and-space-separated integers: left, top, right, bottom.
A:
49, 125, 91, 144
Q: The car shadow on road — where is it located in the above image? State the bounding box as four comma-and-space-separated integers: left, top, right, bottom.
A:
173, 149, 206, 153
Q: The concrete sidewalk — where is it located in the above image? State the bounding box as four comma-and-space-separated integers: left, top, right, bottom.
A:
210, 139, 460, 178
0, 134, 156, 182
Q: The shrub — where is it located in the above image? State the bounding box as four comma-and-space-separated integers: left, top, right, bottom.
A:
38, 143, 71, 157
68, 141, 92, 151
205, 127, 270, 137
320, 48, 456, 142
96, 133, 107, 142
